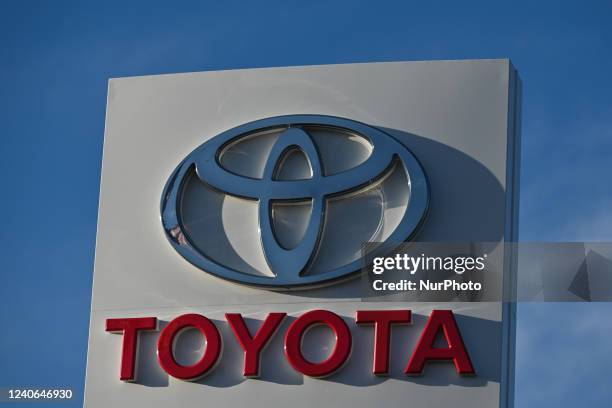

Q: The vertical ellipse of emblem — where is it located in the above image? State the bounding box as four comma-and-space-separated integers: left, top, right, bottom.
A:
259, 128, 324, 281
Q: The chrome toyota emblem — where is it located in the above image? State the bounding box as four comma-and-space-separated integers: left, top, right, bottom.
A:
161, 115, 429, 289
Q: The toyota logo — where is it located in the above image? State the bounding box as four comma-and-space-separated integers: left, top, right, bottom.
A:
161, 115, 429, 290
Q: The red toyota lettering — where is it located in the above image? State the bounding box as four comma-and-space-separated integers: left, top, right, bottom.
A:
356, 310, 412, 375
405, 310, 475, 375
284, 310, 352, 377
105, 317, 157, 381
226, 312, 286, 377
157, 314, 222, 380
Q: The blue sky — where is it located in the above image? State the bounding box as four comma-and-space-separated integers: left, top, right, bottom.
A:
1, 1, 611, 406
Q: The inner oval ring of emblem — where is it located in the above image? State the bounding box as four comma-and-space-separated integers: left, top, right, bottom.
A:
161, 115, 429, 290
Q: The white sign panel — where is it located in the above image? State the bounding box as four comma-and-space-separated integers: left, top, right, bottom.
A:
85, 60, 521, 408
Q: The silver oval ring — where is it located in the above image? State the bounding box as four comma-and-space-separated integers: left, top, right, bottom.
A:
161, 115, 429, 290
